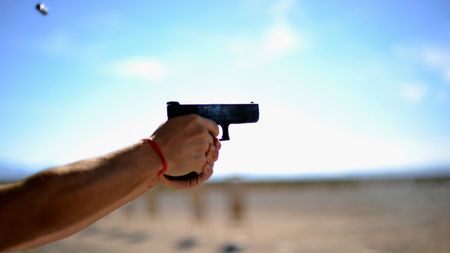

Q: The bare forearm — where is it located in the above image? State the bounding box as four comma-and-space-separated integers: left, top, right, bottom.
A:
0, 141, 161, 250
0, 115, 221, 251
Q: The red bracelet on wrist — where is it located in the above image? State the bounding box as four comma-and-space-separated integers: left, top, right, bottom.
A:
142, 138, 168, 176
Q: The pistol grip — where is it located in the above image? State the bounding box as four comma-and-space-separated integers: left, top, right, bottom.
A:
220, 124, 230, 141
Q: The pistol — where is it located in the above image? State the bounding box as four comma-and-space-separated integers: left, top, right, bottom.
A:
167, 101, 259, 141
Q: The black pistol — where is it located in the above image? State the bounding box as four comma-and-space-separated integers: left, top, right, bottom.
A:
167, 101, 259, 141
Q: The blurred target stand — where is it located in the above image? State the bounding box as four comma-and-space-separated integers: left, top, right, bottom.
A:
103, 176, 252, 251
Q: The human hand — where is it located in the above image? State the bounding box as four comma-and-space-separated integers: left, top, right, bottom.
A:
150, 115, 221, 188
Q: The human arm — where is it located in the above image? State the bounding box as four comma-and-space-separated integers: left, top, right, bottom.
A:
0, 115, 220, 251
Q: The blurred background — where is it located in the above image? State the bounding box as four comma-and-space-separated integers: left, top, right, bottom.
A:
1, 0, 450, 252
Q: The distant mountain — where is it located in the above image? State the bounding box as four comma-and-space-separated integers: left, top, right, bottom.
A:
339, 165, 450, 180
214, 164, 450, 182
0, 162, 33, 183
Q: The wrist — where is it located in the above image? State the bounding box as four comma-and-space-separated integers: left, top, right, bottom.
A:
143, 139, 168, 176
136, 140, 163, 188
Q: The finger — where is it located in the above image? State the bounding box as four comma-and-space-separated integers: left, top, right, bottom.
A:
214, 138, 221, 150
205, 142, 213, 156
163, 179, 192, 189
206, 144, 215, 160
212, 149, 219, 162
208, 142, 220, 162
160, 162, 214, 189
199, 117, 220, 137
203, 160, 214, 171
209, 134, 215, 146
205, 150, 218, 166
196, 164, 214, 184
159, 174, 196, 189
191, 155, 207, 174
192, 132, 213, 153
208, 152, 218, 164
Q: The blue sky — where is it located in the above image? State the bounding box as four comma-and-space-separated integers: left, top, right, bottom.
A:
1, 0, 450, 180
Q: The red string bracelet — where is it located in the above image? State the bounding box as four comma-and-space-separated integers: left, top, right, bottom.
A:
142, 139, 168, 176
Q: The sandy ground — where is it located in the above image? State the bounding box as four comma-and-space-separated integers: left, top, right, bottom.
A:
17, 180, 450, 253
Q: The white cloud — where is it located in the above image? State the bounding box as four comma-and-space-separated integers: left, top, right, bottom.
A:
395, 45, 450, 85
109, 57, 167, 82
263, 22, 301, 57
393, 45, 450, 104
230, 0, 305, 69
422, 47, 450, 67
422, 47, 450, 83
267, 0, 301, 49
400, 83, 427, 103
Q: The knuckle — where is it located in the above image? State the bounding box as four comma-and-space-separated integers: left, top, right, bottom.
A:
190, 114, 203, 123
186, 114, 199, 121
184, 114, 201, 126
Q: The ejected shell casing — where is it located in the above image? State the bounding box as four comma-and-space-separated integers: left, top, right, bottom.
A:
36, 3, 48, 15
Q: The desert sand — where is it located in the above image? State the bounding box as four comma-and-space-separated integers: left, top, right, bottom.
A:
17, 179, 450, 253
